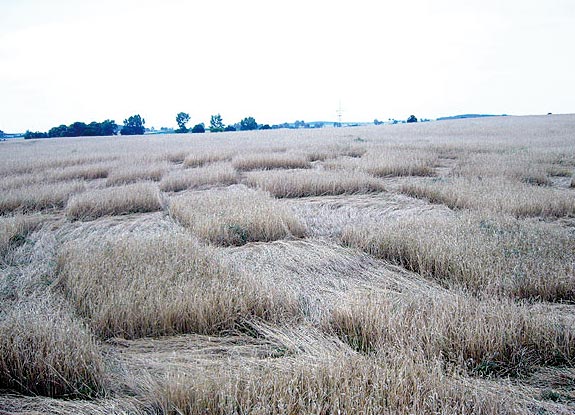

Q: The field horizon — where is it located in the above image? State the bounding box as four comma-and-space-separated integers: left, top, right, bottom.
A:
1, 114, 574, 414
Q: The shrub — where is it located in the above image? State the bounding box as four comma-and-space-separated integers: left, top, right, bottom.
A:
191, 123, 205, 133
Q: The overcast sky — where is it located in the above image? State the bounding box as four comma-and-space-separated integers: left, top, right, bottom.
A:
1, 0, 574, 132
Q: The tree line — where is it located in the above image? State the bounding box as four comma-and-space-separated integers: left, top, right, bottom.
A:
18, 111, 417, 140
21, 112, 268, 139
23, 116, 147, 139
176, 112, 266, 134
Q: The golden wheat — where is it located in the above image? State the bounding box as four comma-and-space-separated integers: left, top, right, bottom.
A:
329, 290, 574, 376
183, 150, 236, 167
0, 181, 85, 214
1, 115, 574, 413
159, 163, 237, 192
0, 297, 106, 398
232, 152, 311, 171
106, 162, 168, 185
0, 214, 44, 260
66, 182, 162, 220
169, 187, 306, 245
400, 177, 575, 217
57, 233, 299, 339
342, 212, 575, 301
245, 169, 385, 198
157, 344, 531, 415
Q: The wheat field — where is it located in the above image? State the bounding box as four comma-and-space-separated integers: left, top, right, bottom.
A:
0, 115, 574, 414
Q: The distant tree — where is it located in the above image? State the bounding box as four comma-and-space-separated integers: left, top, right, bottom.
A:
84, 122, 99, 136
120, 114, 145, 135
224, 125, 236, 132
48, 125, 68, 138
209, 114, 224, 132
67, 122, 88, 137
99, 119, 119, 135
0, 130, 4, 138
259, 124, 271, 130
175, 112, 190, 133
406, 115, 418, 123
374, 119, 383, 125
46, 120, 118, 138
191, 123, 205, 133
239, 116, 258, 131
24, 130, 48, 139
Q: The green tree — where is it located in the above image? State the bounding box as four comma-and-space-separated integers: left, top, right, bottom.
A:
175, 112, 190, 133
47, 120, 118, 138
209, 114, 224, 132
48, 125, 68, 138
68, 122, 88, 136
99, 119, 119, 136
120, 114, 145, 135
240, 116, 258, 131
24, 130, 48, 139
191, 123, 205, 133
406, 115, 418, 123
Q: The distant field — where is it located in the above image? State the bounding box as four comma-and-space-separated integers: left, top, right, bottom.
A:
1, 115, 574, 414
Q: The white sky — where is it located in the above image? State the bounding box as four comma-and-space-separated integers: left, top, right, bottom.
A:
1, 0, 574, 132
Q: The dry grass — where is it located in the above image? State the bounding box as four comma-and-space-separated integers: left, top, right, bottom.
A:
106, 162, 168, 185
365, 157, 436, 177
159, 163, 237, 192
158, 355, 522, 415
342, 212, 575, 301
0, 214, 44, 261
0, 153, 116, 177
232, 152, 311, 171
330, 290, 574, 375
305, 144, 367, 161
364, 147, 438, 177
452, 151, 574, 185
47, 163, 110, 181
169, 187, 306, 245
400, 177, 575, 217
56, 233, 299, 339
66, 182, 162, 220
0, 181, 85, 214
0, 173, 43, 191
1, 115, 575, 413
246, 169, 385, 198
324, 146, 438, 177
183, 150, 235, 167
154, 324, 539, 415
162, 150, 190, 164
0, 297, 106, 398
0, 164, 109, 190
